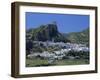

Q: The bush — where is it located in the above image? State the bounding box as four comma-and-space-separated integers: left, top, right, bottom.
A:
66, 50, 89, 59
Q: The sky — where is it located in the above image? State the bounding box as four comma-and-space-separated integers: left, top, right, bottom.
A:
26, 12, 89, 33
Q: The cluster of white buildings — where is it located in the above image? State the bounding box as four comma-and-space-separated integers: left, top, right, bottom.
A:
33, 41, 89, 52
28, 46, 89, 59
27, 41, 89, 64
28, 49, 67, 60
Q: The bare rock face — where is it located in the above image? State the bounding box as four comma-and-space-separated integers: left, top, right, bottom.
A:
26, 22, 70, 42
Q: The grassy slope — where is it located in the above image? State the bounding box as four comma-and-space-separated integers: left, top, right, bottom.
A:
26, 58, 89, 67
66, 28, 89, 44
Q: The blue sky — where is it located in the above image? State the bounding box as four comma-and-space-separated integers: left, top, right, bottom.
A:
26, 12, 89, 33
